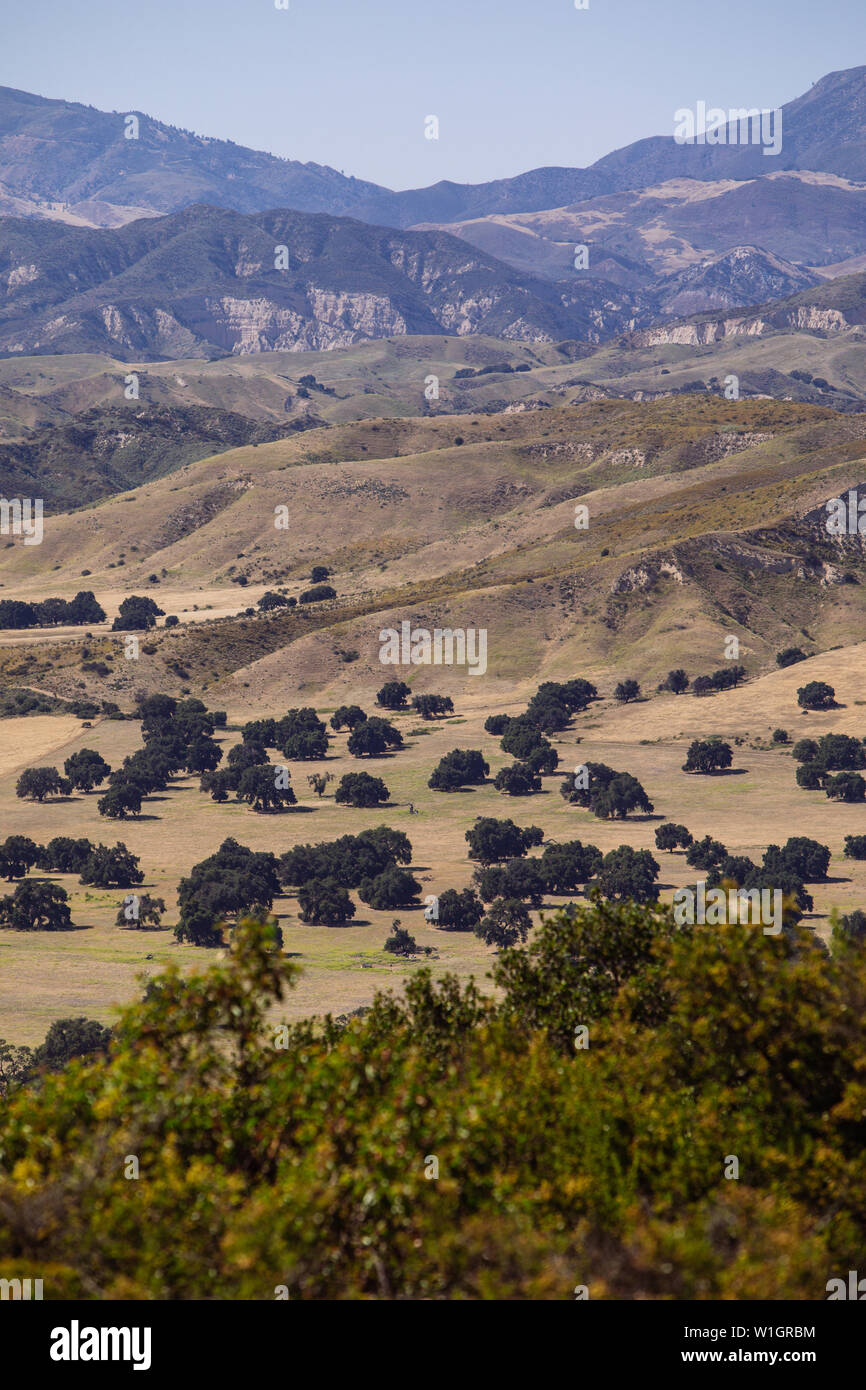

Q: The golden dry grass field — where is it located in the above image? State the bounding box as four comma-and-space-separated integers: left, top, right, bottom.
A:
2, 640, 866, 1045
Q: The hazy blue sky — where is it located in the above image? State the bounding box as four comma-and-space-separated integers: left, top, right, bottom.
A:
3, 0, 865, 189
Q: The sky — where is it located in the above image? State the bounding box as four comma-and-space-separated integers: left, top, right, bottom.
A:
2, 0, 865, 190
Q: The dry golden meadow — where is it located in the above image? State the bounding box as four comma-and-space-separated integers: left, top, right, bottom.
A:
2, 639, 866, 1045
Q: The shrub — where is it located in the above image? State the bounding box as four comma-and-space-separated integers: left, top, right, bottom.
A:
613, 679, 641, 703
844, 836, 866, 860
433, 888, 483, 932
475, 897, 532, 948
236, 765, 298, 813
80, 843, 144, 888
0, 879, 72, 931
348, 717, 403, 758
594, 846, 660, 902
334, 772, 390, 808
16, 767, 69, 801
540, 840, 602, 893
428, 749, 489, 791
493, 763, 541, 796
655, 823, 693, 853
777, 647, 807, 668
465, 818, 543, 865
299, 584, 336, 604
797, 681, 835, 711
384, 924, 417, 956
376, 681, 411, 710
682, 739, 733, 774
359, 868, 421, 910
297, 879, 356, 926
111, 596, 165, 631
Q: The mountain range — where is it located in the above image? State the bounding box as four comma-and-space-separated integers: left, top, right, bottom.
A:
1, 67, 866, 361
2, 67, 865, 230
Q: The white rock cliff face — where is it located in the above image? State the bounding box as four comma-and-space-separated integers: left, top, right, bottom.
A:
201, 291, 408, 353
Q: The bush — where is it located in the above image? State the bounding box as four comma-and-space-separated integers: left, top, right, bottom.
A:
428, 749, 489, 791
433, 888, 483, 932
493, 763, 541, 796
475, 897, 532, 949
111, 596, 165, 631
613, 679, 641, 703
311, 565, 330, 583
2, 912, 866, 1298
299, 584, 336, 604
384, 924, 417, 956
80, 843, 144, 888
0, 836, 42, 880
682, 739, 733, 774
771, 729, 789, 744
347, 718, 403, 758
776, 647, 807, 668
297, 878, 356, 926
594, 846, 660, 902
16, 767, 69, 801
64, 749, 111, 792
466, 818, 544, 865
844, 836, 866, 860
655, 823, 693, 853
797, 681, 835, 711
334, 772, 390, 808
359, 867, 421, 910
376, 681, 411, 710
0, 879, 72, 931
236, 764, 298, 813
258, 591, 290, 611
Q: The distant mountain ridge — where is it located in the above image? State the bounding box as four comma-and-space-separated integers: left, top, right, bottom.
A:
1, 66, 865, 230
0, 204, 644, 358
